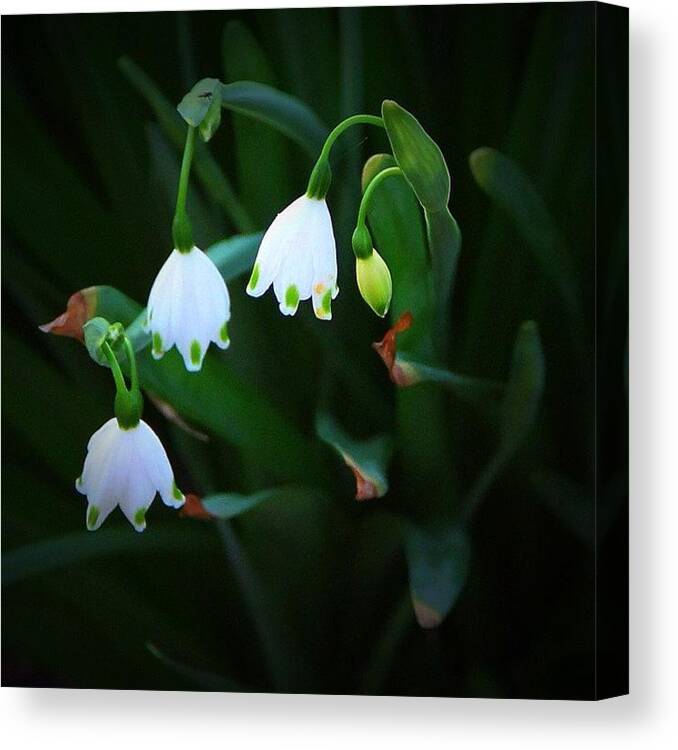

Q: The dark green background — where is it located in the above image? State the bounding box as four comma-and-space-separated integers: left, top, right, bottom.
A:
2, 2, 628, 698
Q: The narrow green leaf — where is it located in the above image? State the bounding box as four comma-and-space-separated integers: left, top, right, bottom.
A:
316, 412, 392, 500
222, 21, 290, 225
203, 486, 318, 520
462, 321, 545, 519
401, 520, 470, 629
424, 205, 462, 344
382, 99, 450, 212
147, 643, 245, 692
397, 358, 504, 411
219, 80, 328, 156
499, 320, 546, 454
2, 525, 215, 586
469, 147, 581, 319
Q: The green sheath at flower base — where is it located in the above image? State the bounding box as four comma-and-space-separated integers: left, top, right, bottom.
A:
356, 249, 393, 318
101, 333, 143, 430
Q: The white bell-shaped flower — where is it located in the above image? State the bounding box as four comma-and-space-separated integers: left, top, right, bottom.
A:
145, 246, 231, 372
246, 195, 338, 319
76, 417, 185, 532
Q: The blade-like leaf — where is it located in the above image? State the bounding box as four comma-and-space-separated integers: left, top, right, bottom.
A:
147, 643, 245, 692
2, 525, 215, 586
462, 321, 545, 519
222, 21, 290, 225
401, 519, 471, 629
382, 99, 450, 212
424, 205, 462, 343
469, 147, 581, 320
219, 80, 328, 156
316, 412, 391, 500
203, 486, 319, 520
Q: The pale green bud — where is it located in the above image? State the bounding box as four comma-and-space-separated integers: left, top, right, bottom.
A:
356, 249, 393, 318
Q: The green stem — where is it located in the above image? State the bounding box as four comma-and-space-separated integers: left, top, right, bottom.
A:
101, 341, 128, 397
123, 335, 139, 395
175, 125, 196, 216
318, 114, 384, 163
172, 125, 196, 252
306, 114, 384, 199
357, 166, 403, 227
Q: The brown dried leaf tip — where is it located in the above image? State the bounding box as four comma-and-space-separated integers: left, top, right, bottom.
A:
372, 311, 418, 386
343, 456, 379, 501
39, 287, 98, 341
179, 494, 213, 520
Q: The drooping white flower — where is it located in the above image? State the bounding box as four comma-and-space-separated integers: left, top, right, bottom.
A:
76, 417, 185, 532
145, 246, 231, 372
246, 195, 338, 319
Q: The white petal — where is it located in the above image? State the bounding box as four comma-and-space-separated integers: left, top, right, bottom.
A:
80, 421, 128, 530
147, 250, 183, 356
148, 247, 231, 371
309, 199, 338, 319
247, 198, 304, 298
135, 420, 184, 508
117, 432, 158, 532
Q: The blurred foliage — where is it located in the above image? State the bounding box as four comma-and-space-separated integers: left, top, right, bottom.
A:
2, 4, 627, 698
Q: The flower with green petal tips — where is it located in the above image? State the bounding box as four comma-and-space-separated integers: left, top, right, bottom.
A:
246, 195, 338, 319
76, 417, 184, 532
145, 246, 231, 372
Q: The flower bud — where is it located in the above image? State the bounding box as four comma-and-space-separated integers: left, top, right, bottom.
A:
356, 248, 393, 318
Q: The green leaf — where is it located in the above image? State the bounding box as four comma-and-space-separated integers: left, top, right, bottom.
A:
424, 206, 462, 344
177, 77, 221, 128
203, 486, 318, 520
469, 147, 581, 319
219, 80, 328, 156
222, 21, 290, 225
401, 520, 470, 628
381, 99, 450, 212
361, 154, 433, 359
397, 358, 504, 411
499, 320, 545, 454
147, 643, 245, 692
462, 321, 545, 519
316, 412, 392, 500
2, 525, 215, 586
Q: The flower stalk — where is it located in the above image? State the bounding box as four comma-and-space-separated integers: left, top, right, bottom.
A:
172, 125, 197, 253
306, 114, 384, 199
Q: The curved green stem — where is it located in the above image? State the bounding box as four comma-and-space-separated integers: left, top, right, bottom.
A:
123, 335, 139, 395
306, 114, 384, 199
172, 125, 196, 252
318, 114, 384, 163
101, 341, 128, 397
357, 166, 403, 227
